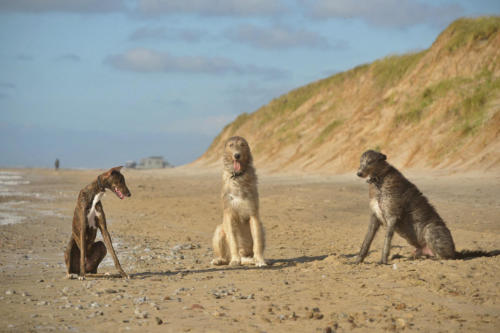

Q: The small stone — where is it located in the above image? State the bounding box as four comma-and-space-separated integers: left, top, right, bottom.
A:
396, 318, 406, 328
134, 308, 148, 319
37, 301, 48, 306
314, 313, 324, 320
104, 289, 117, 294
62, 287, 70, 294
5, 290, 16, 295
22, 292, 30, 297
324, 327, 333, 333
191, 304, 204, 310
155, 317, 163, 325
31, 314, 39, 318
213, 311, 224, 317
134, 296, 147, 305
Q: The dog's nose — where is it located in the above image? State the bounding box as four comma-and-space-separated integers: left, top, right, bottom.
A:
356, 171, 362, 177
234, 153, 240, 160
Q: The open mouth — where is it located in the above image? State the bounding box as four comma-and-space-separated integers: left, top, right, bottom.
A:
114, 187, 125, 199
233, 160, 241, 173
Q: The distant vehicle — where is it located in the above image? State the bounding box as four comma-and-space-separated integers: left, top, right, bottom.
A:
125, 160, 137, 169
135, 156, 173, 169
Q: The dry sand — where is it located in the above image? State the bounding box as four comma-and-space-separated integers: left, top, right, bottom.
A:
0, 167, 499, 332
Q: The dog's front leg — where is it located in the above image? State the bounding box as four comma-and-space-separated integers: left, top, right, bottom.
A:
249, 215, 266, 267
380, 218, 397, 265
356, 214, 381, 264
224, 210, 241, 266
100, 226, 129, 279
78, 210, 87, 279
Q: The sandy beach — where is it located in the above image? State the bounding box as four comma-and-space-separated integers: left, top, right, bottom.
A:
0, 167, 499, 332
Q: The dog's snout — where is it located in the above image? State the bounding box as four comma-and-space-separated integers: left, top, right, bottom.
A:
356, 171, 363, 177
234, 153, 240, 160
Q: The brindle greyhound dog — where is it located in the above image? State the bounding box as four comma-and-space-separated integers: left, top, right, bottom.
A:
64, 166, 131, 279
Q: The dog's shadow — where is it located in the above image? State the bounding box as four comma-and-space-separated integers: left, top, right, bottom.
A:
130, 254, 329, 279
340, 248, 500, 263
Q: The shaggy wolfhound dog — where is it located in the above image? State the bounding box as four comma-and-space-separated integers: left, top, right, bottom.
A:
355, 150, 456, 264
211, 136, 267, 267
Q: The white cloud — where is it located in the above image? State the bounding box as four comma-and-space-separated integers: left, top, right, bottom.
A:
0, 0, 125, 13
225, 24, 334, 50
56, 53, 81, 62
104, 48, 287, 79
129, 26, 206, 43
304, 0, 464, 28
135, 0, 287, 17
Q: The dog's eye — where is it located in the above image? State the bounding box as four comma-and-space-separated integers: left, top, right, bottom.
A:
229, 143, 234, 148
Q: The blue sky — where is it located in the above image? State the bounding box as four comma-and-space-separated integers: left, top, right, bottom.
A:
1, 0, 499, 168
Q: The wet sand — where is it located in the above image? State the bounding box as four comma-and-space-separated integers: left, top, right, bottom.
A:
0, 168, 499, 332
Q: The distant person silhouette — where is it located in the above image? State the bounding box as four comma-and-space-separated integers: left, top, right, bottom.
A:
55, 158, 60, 171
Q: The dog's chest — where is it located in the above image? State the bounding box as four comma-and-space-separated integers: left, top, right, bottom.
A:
87, 192, 104, 229
369, 198, 385, 224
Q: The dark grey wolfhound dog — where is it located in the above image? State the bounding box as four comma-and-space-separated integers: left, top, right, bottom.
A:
355, 150, 457, 264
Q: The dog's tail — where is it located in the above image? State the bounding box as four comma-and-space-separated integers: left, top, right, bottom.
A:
454, 249, 500, 260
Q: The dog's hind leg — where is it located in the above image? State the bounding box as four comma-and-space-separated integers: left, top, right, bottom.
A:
86, 241, 107, 273
425, 223, 456, 259
211, 224, 229, 265
65, 237, 80, 275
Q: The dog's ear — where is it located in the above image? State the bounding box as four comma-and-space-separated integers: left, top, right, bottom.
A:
103, 166, 123, 177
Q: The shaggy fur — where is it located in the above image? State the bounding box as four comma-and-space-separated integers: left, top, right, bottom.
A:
211, 136, 267, 267
355, 150, 456, 264
64, 166, 131, 278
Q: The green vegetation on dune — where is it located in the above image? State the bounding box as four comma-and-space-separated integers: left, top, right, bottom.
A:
314, 119, 344, 146
455, 73, 500, 136
444, 16, 500, 53
202, 16, 500, 170
372, 51, 426, 89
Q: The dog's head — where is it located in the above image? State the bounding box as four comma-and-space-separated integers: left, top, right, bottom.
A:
223, 136, 252, 175
357, 150, 387, 178
101, 166, 131, 199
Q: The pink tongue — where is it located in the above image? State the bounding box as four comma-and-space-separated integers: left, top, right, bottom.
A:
234, 160, 241, 172
115, 187, 124, 199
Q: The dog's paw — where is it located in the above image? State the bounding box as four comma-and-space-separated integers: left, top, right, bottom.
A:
120, 272, 130, 279
240, 257, 255, 265
255, 260, 267, 267
354, 256, 363, 264
78, 275, 86, 281
229, 258, 241, 266
66, 273, 78, 280
211, 258, 227, 266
